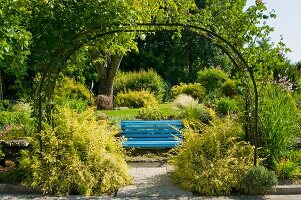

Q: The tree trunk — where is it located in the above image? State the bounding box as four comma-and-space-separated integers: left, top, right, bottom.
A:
90, 50, 123, 110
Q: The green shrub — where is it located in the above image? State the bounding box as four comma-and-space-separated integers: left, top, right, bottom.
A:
0, 102, 34, 137
221, 79, 239, 97
243, 165, 277, 194
54, 77, 91, 111
215, 98, 238, 115
19, 108, 131, 196
136, 107, 165, 120
172, 95, 214, 129
114, 69, 166, 101
0, 167, 26, 184
170, 83, 206, 101
0, 146, 4, 161
55, 76, 90, 100
197, 68, 228, 93
0, 100, 12, 111
275, 158, 301, 180
179, 104, 214, 125
259, 84, 301, 165
171, 117, 253, 195
114, 90, 158, 108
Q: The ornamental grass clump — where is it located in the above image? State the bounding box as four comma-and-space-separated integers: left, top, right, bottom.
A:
259, 84, 301, 166
172, 94, 199, 109
171, 117, 253, 195
173, 94, 214, 128
19, 107, 131, 196
170, 83, 206, 102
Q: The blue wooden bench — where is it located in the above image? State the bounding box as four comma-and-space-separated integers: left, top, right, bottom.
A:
120, 120, 183, 148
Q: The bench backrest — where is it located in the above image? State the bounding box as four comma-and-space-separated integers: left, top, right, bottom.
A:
120, 120, 183, 148
121, 120, 183, 139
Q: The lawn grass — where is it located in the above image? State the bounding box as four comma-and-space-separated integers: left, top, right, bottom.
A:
100, 102, 178, 122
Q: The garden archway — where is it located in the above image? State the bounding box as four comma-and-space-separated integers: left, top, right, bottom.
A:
37, 22, 259, 165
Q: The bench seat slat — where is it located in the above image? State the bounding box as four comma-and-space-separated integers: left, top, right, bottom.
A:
122, 120, 182, 123
122, 133, 182, 138
121, 129, 181, 134
126, 137, 182, 141
121, 125, 182, 129
122, 122, 182, 126
122, 140, 181, 148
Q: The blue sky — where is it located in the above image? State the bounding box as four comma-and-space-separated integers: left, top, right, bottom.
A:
246, 0, 301, 63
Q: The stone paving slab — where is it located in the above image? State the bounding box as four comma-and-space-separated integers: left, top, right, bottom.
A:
0, 195, 118, 200
116, 162, 193, 198
2, 195, 301, 200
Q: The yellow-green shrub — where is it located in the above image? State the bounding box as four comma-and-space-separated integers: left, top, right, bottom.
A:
215, 97, 238, 115
19, 107, 131, 196
54, 77, 91, 111
55, 76, 90, 100
274, 158, 301, 180
114, 90, 158, 108
171, 117, 253, 195
170, 83, 206, 101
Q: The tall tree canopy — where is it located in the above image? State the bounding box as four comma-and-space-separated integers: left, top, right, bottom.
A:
0, 0, 290, 109
122, 0, 287, 86
0, 0, 31, 99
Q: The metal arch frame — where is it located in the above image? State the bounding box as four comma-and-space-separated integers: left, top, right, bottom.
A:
37, 22, 259, 165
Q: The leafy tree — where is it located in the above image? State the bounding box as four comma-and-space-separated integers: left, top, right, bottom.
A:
122, 31, 230, 86
122, 0, 287, 86
28, 0, 197, 109
0, 0, 31, 99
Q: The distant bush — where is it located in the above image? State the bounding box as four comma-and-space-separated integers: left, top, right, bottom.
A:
171, 117, 253, 195
215, 98, 238, 115
170, 83, 206, 101
243, 165, 277, 194
114, 90, 158, 108
136, 107, 165, 120
221, 79, 239, 97
197, 68, 228, 93
19, 107, 131, 195
0, 102, 34, 137
55, 76, 90, 100
54, 77, 91, 111
179, 104, 214, 125
172, 94, 214, 128
114, 69, 166, 101
0, 100, 11, 111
